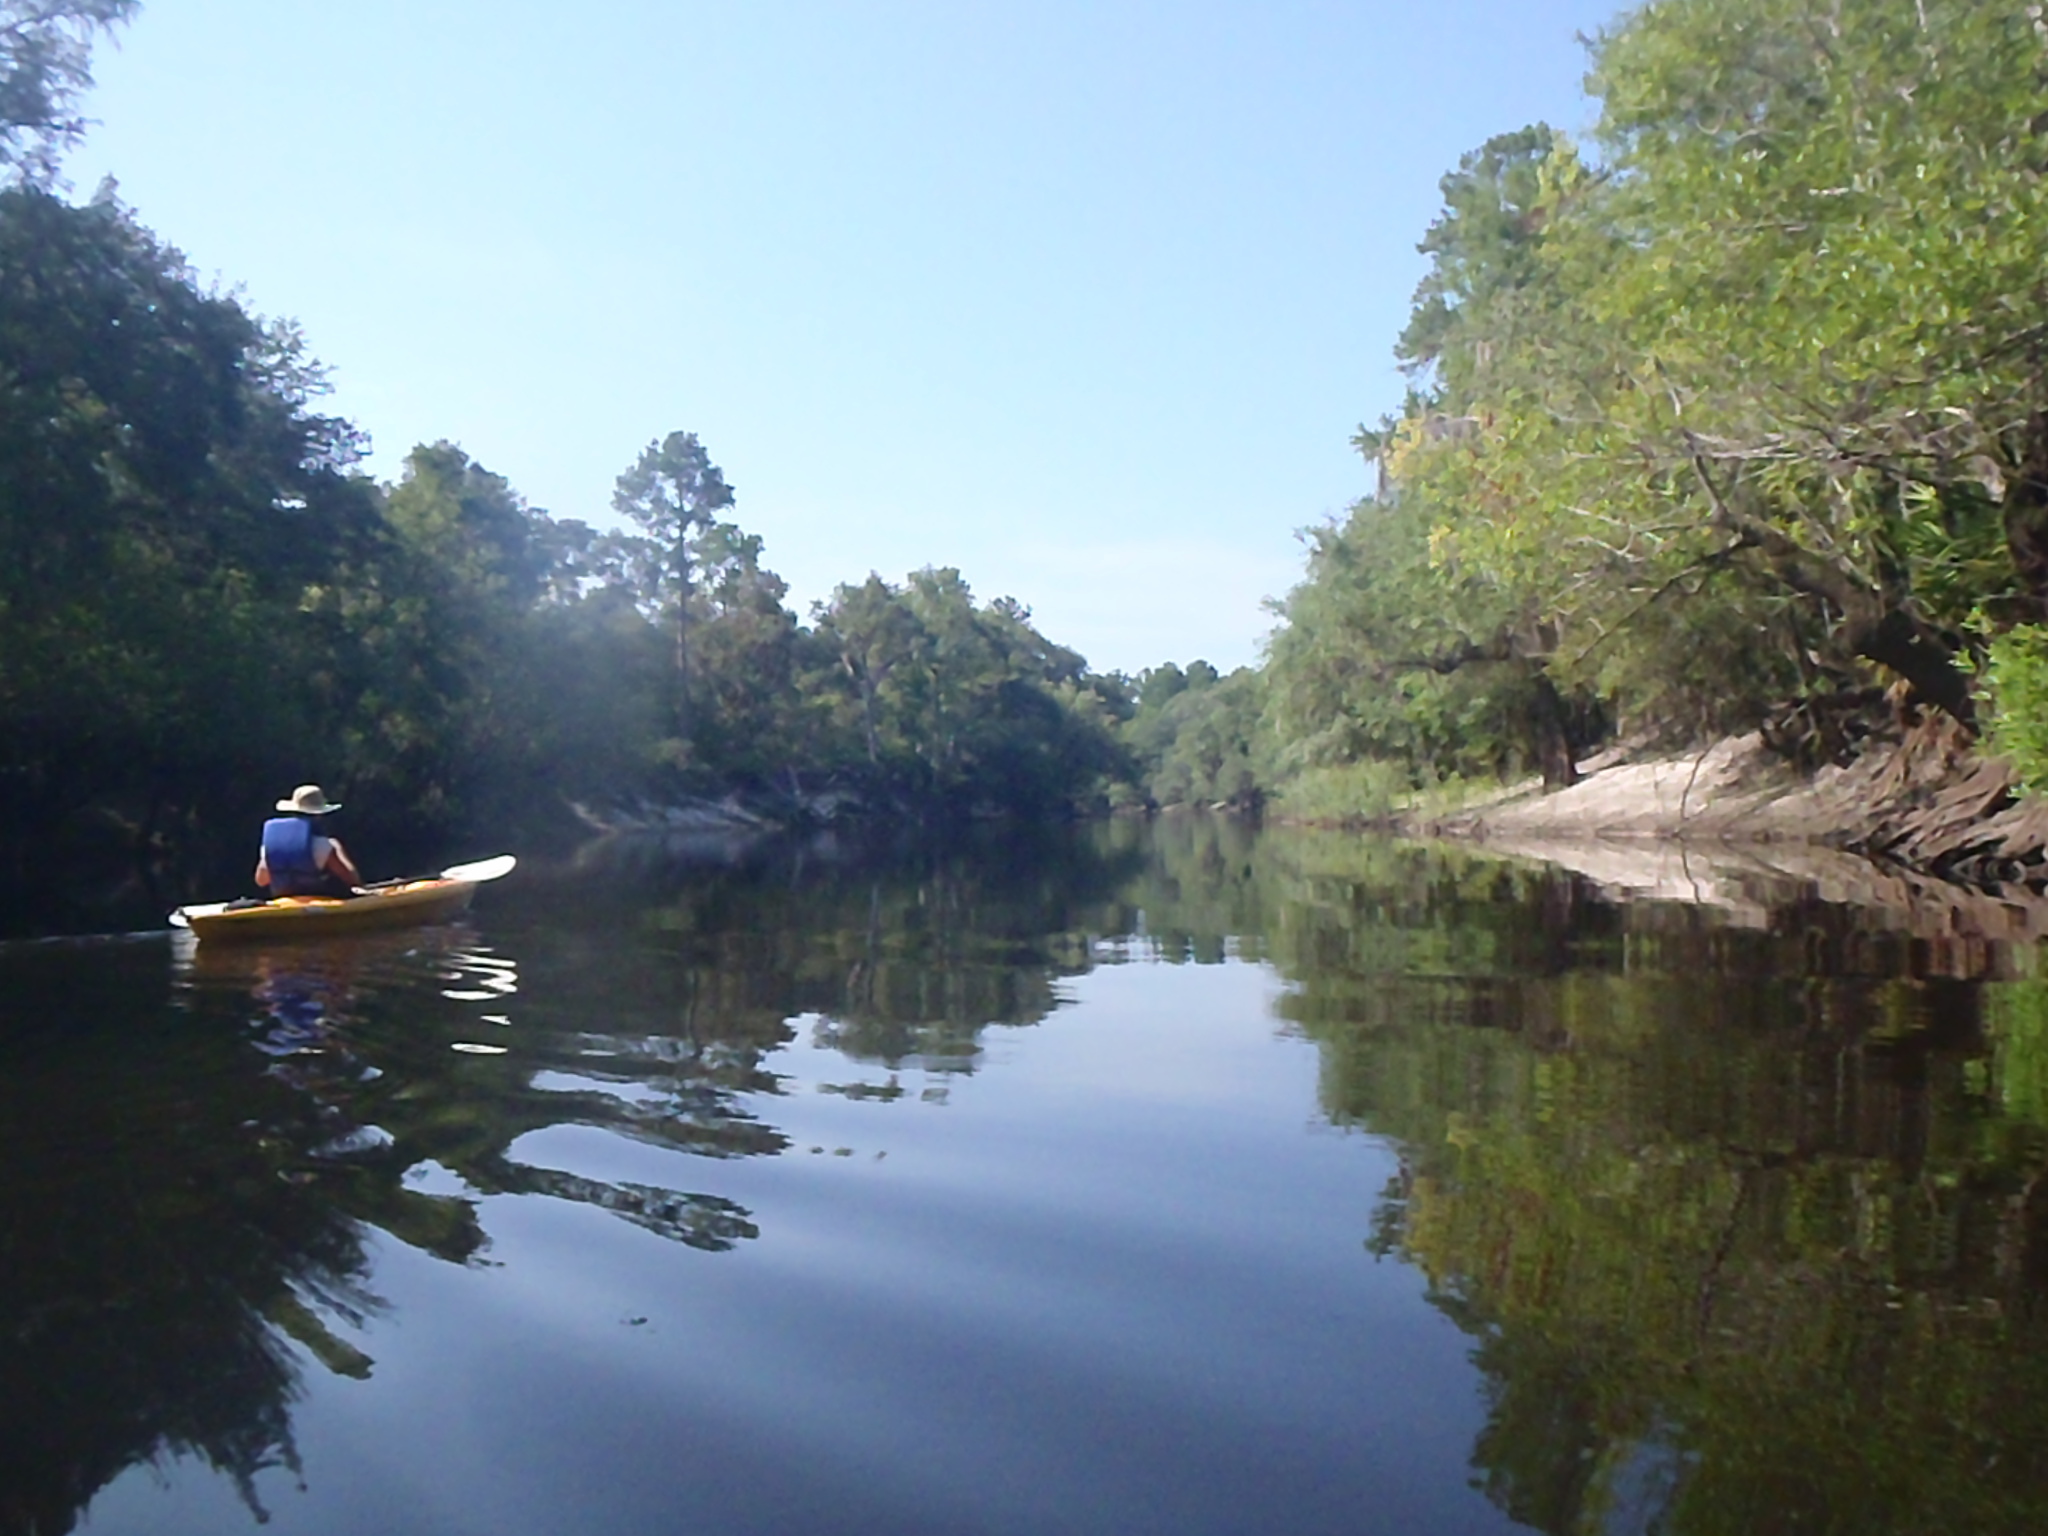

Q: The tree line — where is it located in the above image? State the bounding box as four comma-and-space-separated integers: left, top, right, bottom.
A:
0, 2, 1155, 873
10, 0, 2046, 876
1130, 0, 2048, 815
0, 168, 1133, 854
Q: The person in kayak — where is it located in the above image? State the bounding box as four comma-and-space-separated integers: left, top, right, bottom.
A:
255, 784, 364, 897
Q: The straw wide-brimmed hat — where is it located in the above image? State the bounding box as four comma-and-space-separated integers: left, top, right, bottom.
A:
276, 784, 343, 815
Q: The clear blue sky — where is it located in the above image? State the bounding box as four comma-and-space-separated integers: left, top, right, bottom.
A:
67, 0, 1621, 674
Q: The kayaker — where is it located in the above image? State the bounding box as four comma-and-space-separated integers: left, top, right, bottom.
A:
255, 784, 364, 897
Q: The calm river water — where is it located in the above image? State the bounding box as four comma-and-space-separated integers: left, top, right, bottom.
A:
6, 818, 2048, 1535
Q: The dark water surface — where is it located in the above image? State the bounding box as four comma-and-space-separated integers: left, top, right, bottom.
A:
8, 820, 2048, 1534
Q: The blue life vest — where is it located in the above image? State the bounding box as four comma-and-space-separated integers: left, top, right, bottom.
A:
261, 816, 328, 896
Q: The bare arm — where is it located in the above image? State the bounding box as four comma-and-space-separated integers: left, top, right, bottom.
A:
324, 838, 363, 887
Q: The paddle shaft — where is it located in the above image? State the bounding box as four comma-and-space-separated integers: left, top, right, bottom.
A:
354, 854, 516, 893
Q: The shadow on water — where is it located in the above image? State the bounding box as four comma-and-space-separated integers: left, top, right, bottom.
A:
0, 925, 762, 1535
0, 823, 1145, 1534
8, 818, 2048, 1532
0, 937, 458, 1531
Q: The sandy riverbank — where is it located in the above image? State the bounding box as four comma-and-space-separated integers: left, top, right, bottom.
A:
1384, 723, 2048, 962
1412, 723, 2048, 878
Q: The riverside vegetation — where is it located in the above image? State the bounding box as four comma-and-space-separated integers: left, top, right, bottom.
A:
6, 0, 2048, 905
1227, 0, 2048, 823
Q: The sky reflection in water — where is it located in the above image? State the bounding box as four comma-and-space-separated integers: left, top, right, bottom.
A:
5, 821, 2045, 1534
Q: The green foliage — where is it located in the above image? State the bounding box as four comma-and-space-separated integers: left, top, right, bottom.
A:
1120, 659, 1268, 808
384, 442, 548, 604
1977, 625, 2048, 795
0, 179, 1131, 868
0, 183, 384, 837
810, 569, 1126, 819
1265, 760, 1411, 823
1145, 667, 1267, 808
610, 429, 740, 742
1263, 0, 2048, 800
0, 1, 137, 185
612, 430, 737, 575
1983, 974, 2048, 1129
1395, 123, 1560, 400
0, 0, 1138, 854
41, 0, 2048, 868
1264, 495, 1604, 788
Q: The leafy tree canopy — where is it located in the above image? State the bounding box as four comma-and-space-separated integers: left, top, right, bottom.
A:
0, 1, 136, 185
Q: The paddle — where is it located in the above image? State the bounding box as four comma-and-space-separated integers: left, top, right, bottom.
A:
351, 854, 518, 893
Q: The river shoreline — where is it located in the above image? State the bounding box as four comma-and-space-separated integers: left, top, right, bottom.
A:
1370, 722, 2048, 967
1410, 722, 2046, 873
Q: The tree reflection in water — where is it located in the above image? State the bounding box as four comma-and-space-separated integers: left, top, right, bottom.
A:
0, 940, 428, 1531
0, 825, 1141, 1533
14, 821, 2048, 1534
1195, 827, 2048, 1536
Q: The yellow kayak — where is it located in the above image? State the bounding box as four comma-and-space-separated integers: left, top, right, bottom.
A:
172, 855, 515, 943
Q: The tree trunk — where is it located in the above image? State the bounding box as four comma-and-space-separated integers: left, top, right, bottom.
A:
1841, 605, 1977, 730
1689, 444, 1978, 729
1401, 631, 1581, 785
1707, 487, 1977, 729
1764, 559, 1977, 731
2004, 409, 2048, 624
673, 600, 692, 745
1527, 665, 1580, 788
840, 652, 882, 766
